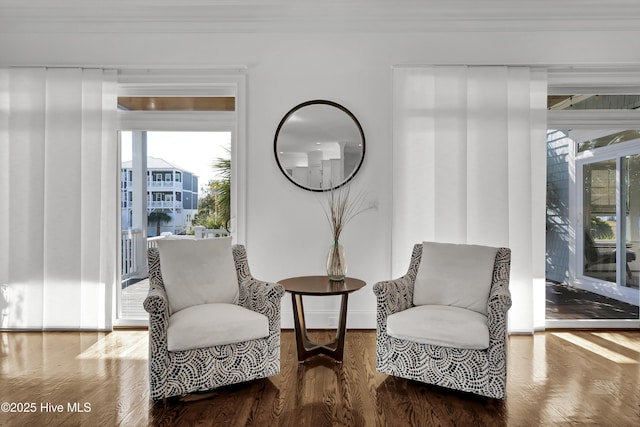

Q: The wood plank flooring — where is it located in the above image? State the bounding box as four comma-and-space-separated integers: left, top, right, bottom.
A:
1, 329, 639, 426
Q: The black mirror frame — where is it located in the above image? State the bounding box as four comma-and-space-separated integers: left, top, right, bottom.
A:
273, 99, 366, 192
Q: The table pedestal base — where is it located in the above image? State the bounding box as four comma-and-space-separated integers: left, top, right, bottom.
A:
292, 293, 349, 363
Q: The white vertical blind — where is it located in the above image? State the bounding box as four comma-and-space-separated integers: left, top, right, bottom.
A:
392, 66, 547, 333
0, 68, 117, 330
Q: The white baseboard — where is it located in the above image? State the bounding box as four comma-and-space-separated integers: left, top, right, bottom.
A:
508, 329, 535, 335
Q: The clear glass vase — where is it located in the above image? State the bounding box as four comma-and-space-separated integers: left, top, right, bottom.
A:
326, 241, 347, 281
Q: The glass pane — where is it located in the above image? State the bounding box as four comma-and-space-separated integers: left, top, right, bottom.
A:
548, 94, 640, 110
624, 154, 640, 289
578, 130, 640, 152
583, 160, 618, 283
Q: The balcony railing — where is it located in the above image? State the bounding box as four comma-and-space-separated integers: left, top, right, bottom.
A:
121, 177, 182, 188
121, 229, 144, 279
193, 226, 228, 239
147, 180, 182, 189
148, 200, 182, 209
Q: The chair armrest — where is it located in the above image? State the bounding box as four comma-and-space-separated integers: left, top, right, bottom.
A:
373, 243, 422, 326
143, 286, 170, 353
143, 286, 168, 315
488, 285, 512, 314
145, 247, 169, 317
488, 286, 512, 343
487, 247, 512, 343
238, 279, 285, 314
238, 279, 284, 334
488, 247, 512, 316
373, 275, 414, 320
142, 262, 170, 400
145, 247, 170, 344
232, 243, 284, 332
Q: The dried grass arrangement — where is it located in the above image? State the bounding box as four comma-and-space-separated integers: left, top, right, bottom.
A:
321, 184, 369, 281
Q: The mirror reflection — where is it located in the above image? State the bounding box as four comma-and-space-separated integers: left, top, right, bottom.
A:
274, 100, 365, 191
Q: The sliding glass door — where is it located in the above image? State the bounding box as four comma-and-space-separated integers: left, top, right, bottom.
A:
575, 141, 640, 321
623, 154, 640, 290
546, 128, 640, 325
580, 153, 640, 291
582, 158, 619, 283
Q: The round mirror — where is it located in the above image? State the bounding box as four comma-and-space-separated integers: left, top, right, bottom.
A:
274, 100, 365, 192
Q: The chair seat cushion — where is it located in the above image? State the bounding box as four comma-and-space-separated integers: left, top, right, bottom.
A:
386, 305, 489, 350
167, 303, 269, 352
157, 237, 239, 314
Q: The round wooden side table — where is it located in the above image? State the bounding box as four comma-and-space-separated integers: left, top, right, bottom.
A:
278, 275, 366, 363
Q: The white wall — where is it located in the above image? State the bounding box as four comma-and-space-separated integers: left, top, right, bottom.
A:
2, 26, 639, 330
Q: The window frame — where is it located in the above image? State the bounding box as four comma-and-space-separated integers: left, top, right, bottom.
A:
117, 70, 247, 244
115, 70, 247, 328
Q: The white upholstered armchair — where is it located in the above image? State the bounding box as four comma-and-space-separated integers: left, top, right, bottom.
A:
144, 237, 284, 400
373, 242, 512, 399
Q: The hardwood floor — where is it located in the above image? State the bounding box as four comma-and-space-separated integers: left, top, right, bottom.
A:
1, 329, 639, 426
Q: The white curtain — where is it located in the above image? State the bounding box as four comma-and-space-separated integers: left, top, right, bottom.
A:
392, 66, 547, 333
0, 68, 117, 330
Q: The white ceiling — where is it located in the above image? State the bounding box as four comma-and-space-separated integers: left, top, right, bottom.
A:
1, 0, 640, 34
